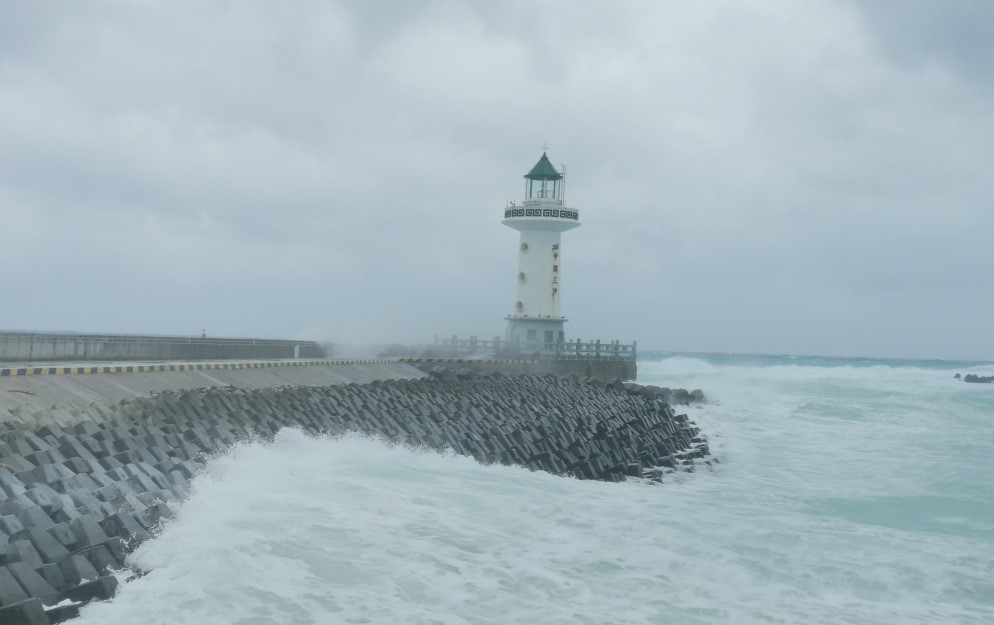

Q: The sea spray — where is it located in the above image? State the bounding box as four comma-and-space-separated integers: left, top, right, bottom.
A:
76, 432, 697, 625
0, 370, 707, 622
73, 354, 994, 625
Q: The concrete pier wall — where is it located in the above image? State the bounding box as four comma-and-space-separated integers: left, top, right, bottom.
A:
403, 357, 637, 381
0, 360, 425, 422
0, 333, 328, 363
0, 333, 634, 381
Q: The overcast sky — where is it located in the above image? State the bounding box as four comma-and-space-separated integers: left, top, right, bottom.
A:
2, 1, 992, 361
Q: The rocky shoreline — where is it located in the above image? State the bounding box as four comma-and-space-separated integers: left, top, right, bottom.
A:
957, 373, 994, 383
0, 369, 709, 623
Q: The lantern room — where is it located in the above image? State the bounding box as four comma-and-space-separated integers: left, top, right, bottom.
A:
524, 152, 563, 203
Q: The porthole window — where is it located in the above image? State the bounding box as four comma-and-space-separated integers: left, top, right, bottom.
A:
515, 301, 524, 312
520, 242, 528, 253
518, 272, 526, 283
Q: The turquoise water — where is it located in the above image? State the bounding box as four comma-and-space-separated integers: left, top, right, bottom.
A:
76, 353, 994, 624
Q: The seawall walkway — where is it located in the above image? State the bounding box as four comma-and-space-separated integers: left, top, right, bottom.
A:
0, 359, 424, 423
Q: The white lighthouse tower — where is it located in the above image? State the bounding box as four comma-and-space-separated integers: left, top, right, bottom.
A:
503, 152, 580, 347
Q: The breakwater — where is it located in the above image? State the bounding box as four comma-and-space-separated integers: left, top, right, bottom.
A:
0, 332, 328, 363
0, 369, 708, 623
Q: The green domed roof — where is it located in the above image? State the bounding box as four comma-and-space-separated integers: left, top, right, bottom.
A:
524, 152, 562, 181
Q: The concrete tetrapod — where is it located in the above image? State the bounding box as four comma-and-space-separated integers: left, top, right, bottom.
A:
0, 371, 710, 623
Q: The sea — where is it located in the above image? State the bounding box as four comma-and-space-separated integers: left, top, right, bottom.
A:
74, 352, 994, 625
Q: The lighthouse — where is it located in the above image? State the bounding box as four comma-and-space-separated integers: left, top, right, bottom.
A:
503, 152, 581, 347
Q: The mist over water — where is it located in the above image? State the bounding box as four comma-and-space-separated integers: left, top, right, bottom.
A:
76, 355, 994, 625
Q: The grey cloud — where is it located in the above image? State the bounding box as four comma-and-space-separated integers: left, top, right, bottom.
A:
857, 0, 994, 85
1, 1, 992, 360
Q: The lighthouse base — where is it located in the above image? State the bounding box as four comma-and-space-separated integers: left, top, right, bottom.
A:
505, 316, 566, 348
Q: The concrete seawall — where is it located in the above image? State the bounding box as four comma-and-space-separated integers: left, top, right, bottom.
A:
0, 363, 707, 623
402, 356, 637, 381
1, 360, 425, 423
1, 332, 637, 380
0, 332, 329, 363
0, 357, 642, 421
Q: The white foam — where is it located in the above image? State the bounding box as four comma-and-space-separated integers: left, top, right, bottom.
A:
74, 357, 994, 625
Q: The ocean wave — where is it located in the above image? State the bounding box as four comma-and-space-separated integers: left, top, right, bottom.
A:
71, 356, 994, 625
